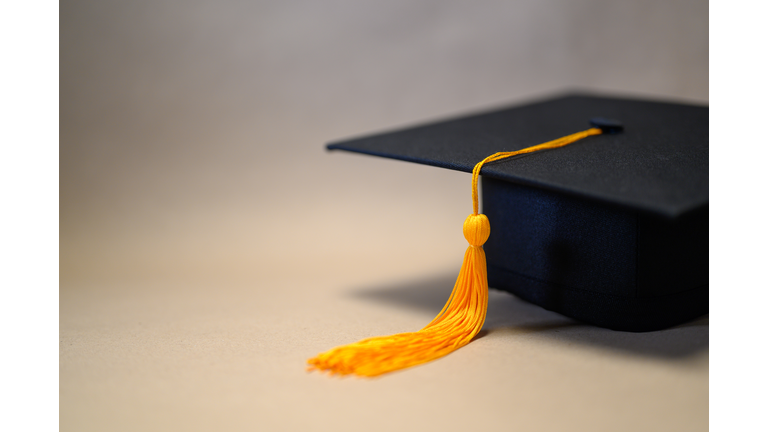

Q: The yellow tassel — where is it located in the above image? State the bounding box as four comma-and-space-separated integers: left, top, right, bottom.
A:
308, 214, 489, 377
308, 127, 603, 377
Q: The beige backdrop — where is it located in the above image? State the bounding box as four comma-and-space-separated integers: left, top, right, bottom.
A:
60, 0, 708, 431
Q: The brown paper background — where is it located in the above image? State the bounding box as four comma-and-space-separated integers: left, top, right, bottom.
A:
60, 1, 708, 430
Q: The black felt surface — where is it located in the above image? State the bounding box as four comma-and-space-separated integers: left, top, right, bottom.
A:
327, 94, 708, 218
482, 176, 708, 331
482, 177, 638, 298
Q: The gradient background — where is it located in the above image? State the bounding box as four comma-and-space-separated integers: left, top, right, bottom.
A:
60, 1, 709, 431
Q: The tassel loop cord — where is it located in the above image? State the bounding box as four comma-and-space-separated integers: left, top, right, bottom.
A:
471, 127, 603, 215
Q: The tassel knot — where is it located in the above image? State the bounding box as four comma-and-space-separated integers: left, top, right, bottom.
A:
463, 214, 490, 246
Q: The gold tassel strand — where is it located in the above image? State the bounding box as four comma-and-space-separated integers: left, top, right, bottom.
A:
308, 127, 603, 377
307, 214, 489, 377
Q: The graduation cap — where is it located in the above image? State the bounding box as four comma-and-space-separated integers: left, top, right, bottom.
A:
308, 94, 708, 377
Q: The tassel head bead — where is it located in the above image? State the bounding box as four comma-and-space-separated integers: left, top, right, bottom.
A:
463, 214, 490, 246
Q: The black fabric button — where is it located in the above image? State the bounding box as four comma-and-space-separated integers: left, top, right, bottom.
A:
590, 117, 624, 134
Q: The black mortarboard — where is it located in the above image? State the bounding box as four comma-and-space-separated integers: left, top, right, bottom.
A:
326, 94, 708, 333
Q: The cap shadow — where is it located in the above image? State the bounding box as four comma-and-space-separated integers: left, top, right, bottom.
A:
349, 273, 708, 360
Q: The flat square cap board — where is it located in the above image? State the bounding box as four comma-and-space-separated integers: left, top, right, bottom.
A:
327, 94, 708, 332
